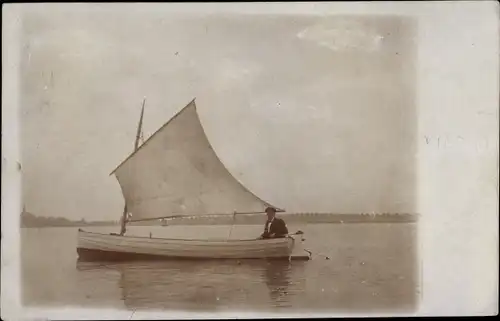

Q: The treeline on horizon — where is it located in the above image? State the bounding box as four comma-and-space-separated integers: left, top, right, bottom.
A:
21, 211, 417, 228
163, 212, 417, 226
21, 211, 117, 228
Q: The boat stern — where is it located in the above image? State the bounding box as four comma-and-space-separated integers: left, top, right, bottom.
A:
288, 233, 311, 261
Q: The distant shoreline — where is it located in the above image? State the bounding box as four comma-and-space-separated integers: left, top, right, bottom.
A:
20, 211, 118, 228
20, 221, 417, 229
21, 211, 418, 228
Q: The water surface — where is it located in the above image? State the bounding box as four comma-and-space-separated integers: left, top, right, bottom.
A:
22, 223, 418, 313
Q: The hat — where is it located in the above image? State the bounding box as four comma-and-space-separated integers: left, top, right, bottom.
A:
265, 207, 277, 213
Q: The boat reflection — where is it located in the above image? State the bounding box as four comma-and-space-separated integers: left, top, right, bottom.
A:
76, 259, 306, 311
262, 260, 294, 307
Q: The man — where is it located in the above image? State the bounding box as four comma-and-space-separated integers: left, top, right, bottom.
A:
259, 207, 289, 239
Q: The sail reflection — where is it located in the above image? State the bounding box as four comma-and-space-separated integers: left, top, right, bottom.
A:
76, 259, 306, 311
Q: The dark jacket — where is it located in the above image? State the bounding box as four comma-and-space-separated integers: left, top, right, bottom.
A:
261, 217, 289, 239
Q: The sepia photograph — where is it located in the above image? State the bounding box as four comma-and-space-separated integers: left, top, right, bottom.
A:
2, 2, 498, 319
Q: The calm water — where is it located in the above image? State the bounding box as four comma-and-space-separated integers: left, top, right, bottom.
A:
22, 223, 418, 313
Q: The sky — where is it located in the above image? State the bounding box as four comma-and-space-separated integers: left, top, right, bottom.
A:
20, 8, 416, 221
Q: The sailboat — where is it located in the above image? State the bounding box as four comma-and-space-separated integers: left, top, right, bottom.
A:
77, 98, 310, 261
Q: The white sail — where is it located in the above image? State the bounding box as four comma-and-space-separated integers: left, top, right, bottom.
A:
111, 99, 281, 222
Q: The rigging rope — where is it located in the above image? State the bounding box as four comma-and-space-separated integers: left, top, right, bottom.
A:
227, 212, 237, 240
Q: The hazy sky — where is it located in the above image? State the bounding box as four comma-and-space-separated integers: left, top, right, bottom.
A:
20, 8, 416, 220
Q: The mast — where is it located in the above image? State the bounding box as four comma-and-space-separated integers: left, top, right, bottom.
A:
119, 98, 146, 235
134, 98, 146, 151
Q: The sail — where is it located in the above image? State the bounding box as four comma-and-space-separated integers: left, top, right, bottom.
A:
111, 99, 282, 222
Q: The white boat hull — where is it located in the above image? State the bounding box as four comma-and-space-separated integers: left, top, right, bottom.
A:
77, 229, 310, 261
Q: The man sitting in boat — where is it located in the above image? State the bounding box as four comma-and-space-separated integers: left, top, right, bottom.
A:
259, 207, 288, 239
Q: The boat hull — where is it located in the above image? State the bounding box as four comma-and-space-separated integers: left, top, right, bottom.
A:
77, 230, 310, 261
